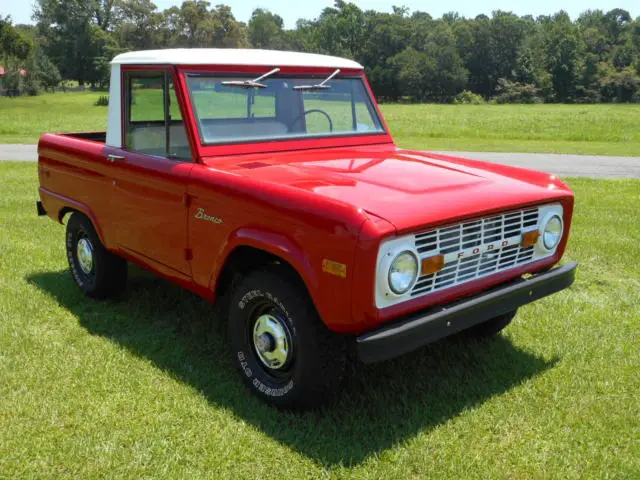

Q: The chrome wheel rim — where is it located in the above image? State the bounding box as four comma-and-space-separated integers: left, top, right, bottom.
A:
76, 237, 94, 275
252, 313, 293, 370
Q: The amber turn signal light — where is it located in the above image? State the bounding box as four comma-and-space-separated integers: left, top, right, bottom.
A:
322, 259, 347, 278
521, 230, 540, 248
421, 254, 445, 275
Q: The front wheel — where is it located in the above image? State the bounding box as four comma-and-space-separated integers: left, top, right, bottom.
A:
227, 267, 346, 410
65, 213, 127, 299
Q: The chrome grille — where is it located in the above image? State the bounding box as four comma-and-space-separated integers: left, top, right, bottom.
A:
412, 208, 539, 296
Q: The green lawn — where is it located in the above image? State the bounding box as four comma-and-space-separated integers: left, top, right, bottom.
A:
2, 92, 640, 155
0, 92, 109, 144
383, 103, 640, 156
1, 161, 638, 478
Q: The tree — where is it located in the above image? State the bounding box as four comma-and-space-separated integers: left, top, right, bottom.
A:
33, 0, 116, 85
3, 2, 639, 103
390, 21, 467, 102
359, 10, 411, 100
309, 1, 366, 58
209, 5, 249, 48
422, 21, 468, 101
1, 16, 34, 95
113, 0, 161, 50
495, 78, 542, 104
602, 9, 632, 45
36, 53, 61, 92
460, 16, 494, 96
599, 64, 640, 102
172, 0, 215, 47
86, 25, 118, 87
542, 12, 582, 102
515, 46, 538, 84
248, 9, 285, 49
489, 11, 528, 83
390, 47, 429, 100
23, 56, 42, 95
1, 66, 22, 96
23, 48, 62, 93
155, 2, 248, 48
1, 16, 33, 60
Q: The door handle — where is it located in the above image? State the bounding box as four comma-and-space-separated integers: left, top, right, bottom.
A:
107, 154, 125, 163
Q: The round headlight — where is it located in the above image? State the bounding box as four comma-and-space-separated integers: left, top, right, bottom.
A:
543, 215, 563, 250
388, 251, 419, 294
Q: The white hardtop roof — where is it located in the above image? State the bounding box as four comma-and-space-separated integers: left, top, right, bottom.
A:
111, 48, 363, 69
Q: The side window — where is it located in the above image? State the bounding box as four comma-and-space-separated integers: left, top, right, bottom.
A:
127, 75, 166, 156
125, 72, 191, 161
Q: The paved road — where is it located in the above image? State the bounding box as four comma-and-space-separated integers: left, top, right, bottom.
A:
2, 144, 38, 162
2, 144, 639, 178
433, 151, 640, 179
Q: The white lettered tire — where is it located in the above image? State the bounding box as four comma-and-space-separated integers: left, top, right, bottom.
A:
227, 267, 346, 410
65, 213, 127, 298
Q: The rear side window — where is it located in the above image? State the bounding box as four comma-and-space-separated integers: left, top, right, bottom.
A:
125, 72, 191, 160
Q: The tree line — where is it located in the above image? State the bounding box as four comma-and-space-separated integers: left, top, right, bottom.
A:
1, 0, 640, 103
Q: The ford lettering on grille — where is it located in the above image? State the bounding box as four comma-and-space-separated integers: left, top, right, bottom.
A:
412, 208, 540, 297
445, 235, 522, 262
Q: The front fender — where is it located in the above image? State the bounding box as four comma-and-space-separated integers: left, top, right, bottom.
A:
210, 227, 319, 295
209, 226, 363, 333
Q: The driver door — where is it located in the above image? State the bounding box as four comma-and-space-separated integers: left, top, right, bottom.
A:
107, 69, 194, 277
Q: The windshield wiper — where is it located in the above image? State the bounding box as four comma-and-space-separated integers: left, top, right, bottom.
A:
221, 68, 280, 89
293, 69, 341, 91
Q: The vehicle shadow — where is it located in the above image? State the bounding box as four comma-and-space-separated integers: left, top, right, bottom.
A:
28, 267, 557, 468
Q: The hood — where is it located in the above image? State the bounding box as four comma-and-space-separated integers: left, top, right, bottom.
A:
202, 145, 571, 232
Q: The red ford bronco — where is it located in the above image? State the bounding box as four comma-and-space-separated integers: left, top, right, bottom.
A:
37, 49, 576, 409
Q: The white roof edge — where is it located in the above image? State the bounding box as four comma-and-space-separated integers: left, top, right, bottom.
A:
111, 48, 363, 69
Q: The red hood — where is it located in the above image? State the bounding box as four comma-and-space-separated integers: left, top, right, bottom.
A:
202, 144, 572, 233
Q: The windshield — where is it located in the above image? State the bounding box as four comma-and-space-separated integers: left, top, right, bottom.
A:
185, 74, 385, 145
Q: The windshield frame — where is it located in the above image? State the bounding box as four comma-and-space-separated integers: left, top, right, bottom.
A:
183, 70, 388, 148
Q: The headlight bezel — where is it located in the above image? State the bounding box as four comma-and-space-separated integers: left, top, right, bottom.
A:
375, 237, 422, 306
387, 250, 419, 295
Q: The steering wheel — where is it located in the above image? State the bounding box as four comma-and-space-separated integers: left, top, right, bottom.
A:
288, 109, 333, 133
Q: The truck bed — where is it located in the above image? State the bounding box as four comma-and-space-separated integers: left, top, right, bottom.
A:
37, 131, 112, 229
59, 132, 107, 143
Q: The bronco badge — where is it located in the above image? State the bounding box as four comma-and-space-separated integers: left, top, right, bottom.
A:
194, 207, 223, 224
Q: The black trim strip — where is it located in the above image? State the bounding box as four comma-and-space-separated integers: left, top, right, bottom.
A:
357, 262, 578, 364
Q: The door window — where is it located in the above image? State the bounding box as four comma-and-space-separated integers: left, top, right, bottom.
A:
125, 72, 191, 160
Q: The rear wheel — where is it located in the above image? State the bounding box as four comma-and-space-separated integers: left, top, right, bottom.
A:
65, 213, 127, 299
227, 267, 346, 410
464, 310, 517, 337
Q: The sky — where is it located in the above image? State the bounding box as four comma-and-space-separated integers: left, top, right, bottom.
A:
1, 0, 637, 28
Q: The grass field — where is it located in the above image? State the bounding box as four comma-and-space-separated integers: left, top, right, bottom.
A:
2, 92, 640, 155
0, 92, 108, 144
1, 161, 638, 478
383, 103, 640, 156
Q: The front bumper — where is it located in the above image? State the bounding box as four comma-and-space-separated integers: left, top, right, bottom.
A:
357, 262, 577, 363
